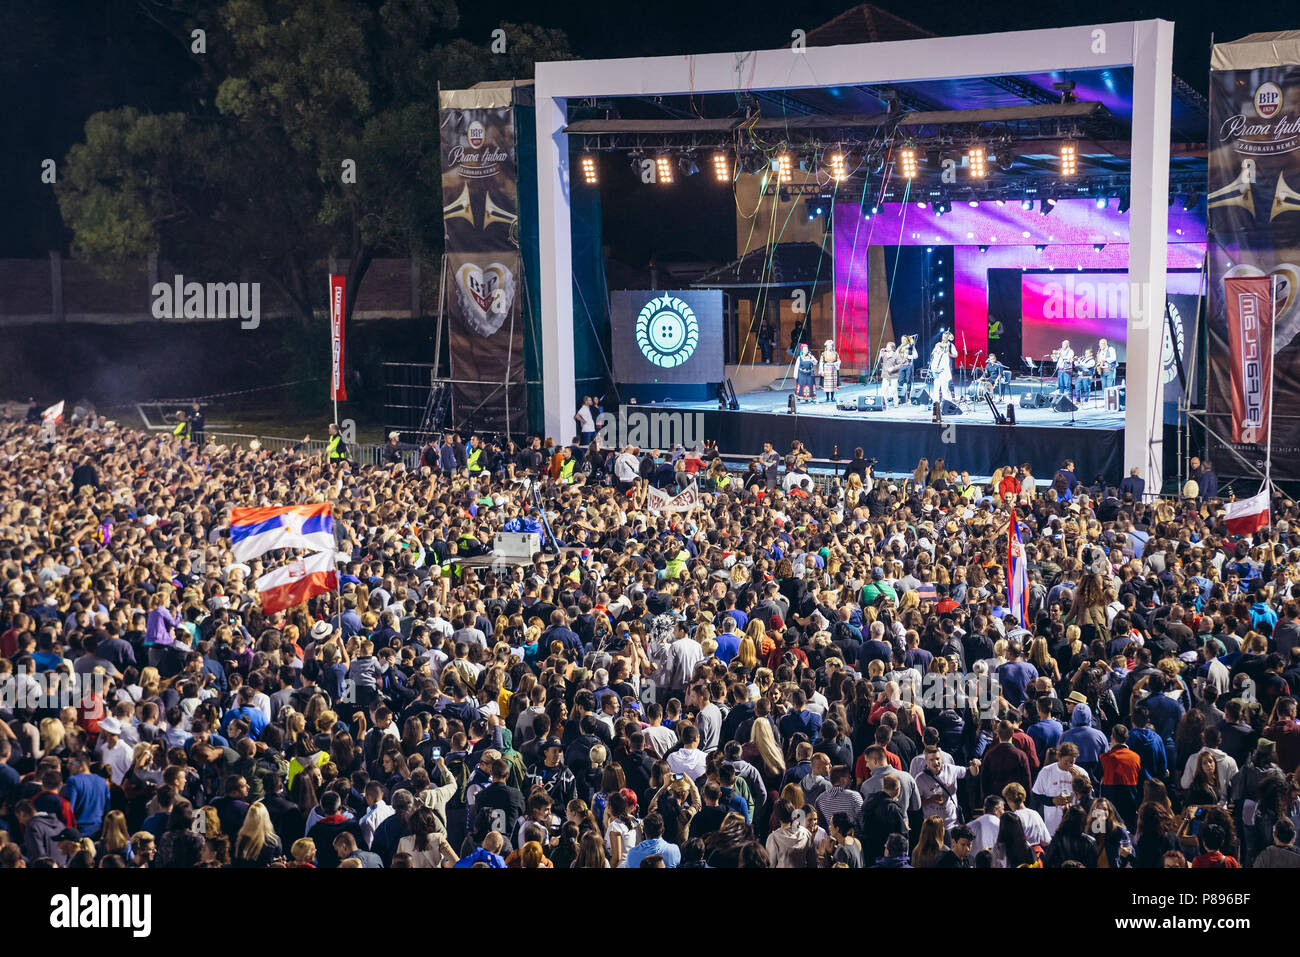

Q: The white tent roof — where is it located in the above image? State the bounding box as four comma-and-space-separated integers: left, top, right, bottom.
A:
1212, 31, 1300, 71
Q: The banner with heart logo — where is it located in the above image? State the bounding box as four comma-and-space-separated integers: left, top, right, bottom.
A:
439, 88, 526, 433
1209, 40, 1300, 481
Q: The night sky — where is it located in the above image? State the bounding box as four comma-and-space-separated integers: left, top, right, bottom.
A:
5, 0, 1296, 259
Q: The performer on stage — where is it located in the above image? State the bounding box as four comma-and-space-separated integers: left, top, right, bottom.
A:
930, 330, 957, 401
879, 341, 903, 408
1075, 347, 1097, 401
819, 340, 841, 404
1097, 337, 1117, 390
1053, 339, 1074, 393
795, 342, 817, 400
986, 353, 1009, 399
896, 335, 917, 400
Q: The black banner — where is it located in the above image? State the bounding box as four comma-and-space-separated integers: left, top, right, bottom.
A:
1207, 46, 1300, 480
439, 92, 525, 434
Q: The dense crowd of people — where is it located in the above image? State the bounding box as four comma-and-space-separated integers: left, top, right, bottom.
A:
3, 409, 1300, 870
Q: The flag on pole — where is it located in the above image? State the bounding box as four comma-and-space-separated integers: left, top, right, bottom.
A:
329, 273, 347, 402
1007, 512, 1029, 629
230, 504, 335, 561
42, 401, 65, 424
256, 550, 338, 615
1224, 490, 1270, 537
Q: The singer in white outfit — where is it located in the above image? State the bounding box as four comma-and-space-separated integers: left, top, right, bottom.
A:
930, 331, 957, 401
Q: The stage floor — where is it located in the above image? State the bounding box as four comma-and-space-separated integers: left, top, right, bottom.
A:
671, 376, 1124, 430
645, 375, 1125, 484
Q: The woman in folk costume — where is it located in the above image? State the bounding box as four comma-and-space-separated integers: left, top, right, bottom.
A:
819, 340, 841, 403
795, 342, 817, 400
879, 340, 904, 408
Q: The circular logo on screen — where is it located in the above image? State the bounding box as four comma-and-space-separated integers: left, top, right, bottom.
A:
636, 296, 699, 368
1255, 82, 1283, 119
1161, 301, 1184, 386
467, 121, 486, 148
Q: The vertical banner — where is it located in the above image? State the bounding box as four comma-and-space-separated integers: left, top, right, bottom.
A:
329, 273, 347, 402
439, 88, 526, 434
1224, 276, 1274, 444
1207, 35, 1300, 480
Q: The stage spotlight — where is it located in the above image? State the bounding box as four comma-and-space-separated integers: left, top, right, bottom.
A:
1060, 142, 1077, 176
678, 154, 700, 177
775, 153, 793, 184
978, 245, 989, 253
580, 153, 598, 185
829, 153, 847, 182
968, 146, 987, 178
655, 155, 674, 184
711, 152, 731, 183
969, 200, 980, 207
995, 152, 1015, 173
917, 201, 927, 209
1095, 196, 1107, 209
899, 147, 918, 179
1035, 245, 1045, 254
1183, 191, 1201, 210
1040, 197, 1056, 216
1117, 190, 1131, 214
933, 197, 951, 215
1094, 243, 1106, 252
1021, 198, 1033, 210
996, 198, 1007, 207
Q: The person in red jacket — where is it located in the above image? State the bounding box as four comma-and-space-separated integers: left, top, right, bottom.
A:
1262, 698, 1300, 774
33, 767, 78, 829
998, 466, 1022, 502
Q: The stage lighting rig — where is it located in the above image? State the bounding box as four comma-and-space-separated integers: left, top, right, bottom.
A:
1117, 190, 1131, 214
655, 155, 674, 184
1040, 197, 1057, 216
775, 153, 793, 184
711, 152, 731, 183
1059, 142, 1077, 176
899, 147, 917, 179
828, 152, 847, 182
968, 146, 986, 178
678, 153, 700, 177
580, 153, 598, 185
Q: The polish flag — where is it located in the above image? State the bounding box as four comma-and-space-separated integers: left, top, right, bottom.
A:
256, 551, 338, 615
1224, 490, 1270, 537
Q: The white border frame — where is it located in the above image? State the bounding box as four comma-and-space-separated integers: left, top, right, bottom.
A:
536, 20, 1173, 490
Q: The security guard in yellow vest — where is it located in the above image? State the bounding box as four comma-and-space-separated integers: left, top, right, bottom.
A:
466, 436, 485, 475
559, 448, 576, 484
327, 422, 349, 463
172, 410, 190, 442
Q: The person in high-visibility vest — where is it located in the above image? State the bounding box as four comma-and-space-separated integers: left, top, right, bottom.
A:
171, 410, 191, 442
559, 448, 576, 484
466, 436, 484, 475
327, 422, 349, 463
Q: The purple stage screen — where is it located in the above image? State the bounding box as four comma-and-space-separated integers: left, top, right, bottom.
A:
833, 198, 1206, 365
1020, 271, 1206, 362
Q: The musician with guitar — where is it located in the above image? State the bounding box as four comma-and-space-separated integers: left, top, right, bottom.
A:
896, 335, 917, 400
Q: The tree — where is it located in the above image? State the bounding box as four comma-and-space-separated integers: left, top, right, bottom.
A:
56, 0, 572, 330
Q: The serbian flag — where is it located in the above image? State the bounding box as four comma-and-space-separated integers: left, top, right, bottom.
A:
1224, 490, 1270, 537
329, 273, 347, 401
1007, 512, 1029, 629
230, 504, 335, 561
256, 551, 338, 615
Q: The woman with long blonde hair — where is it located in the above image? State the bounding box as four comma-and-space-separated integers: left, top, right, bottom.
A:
234, 801, 283, 867
96, 810, 130, 859
750, 716, 786, 785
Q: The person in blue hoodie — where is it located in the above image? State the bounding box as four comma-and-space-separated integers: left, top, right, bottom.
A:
1139, 673, 1186, 769
62, 757, 110, 838
872, 832, 913, 868
1126, 704, 1169, 782
1061, 703, 1108, 781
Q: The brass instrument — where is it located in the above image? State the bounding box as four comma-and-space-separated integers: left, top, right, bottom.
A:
1272, 172, 1300, 221
1208, 168, 1255, 217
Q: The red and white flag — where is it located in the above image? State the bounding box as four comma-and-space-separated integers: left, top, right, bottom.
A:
1224, 490, 1270, 537
1007, 512, 1029, 628
1223, 276, 1273, 445
42, 400, 65, 424
329, 273, 347, 401
256, 550, 338, 615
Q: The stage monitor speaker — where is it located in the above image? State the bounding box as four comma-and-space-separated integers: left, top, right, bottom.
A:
836, 400, 857, 411
858, 395, 885, 412
1053, 395, 1079, 413
1019, 392, 1038, 409
940, 399, 963, 416
911, 386, 932, 406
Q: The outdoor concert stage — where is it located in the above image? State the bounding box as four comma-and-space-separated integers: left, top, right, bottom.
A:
656, 375, 1125, 484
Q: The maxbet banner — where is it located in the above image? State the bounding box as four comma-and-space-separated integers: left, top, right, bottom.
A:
329, 273, 347, 402
1223, 276, 1274, 444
